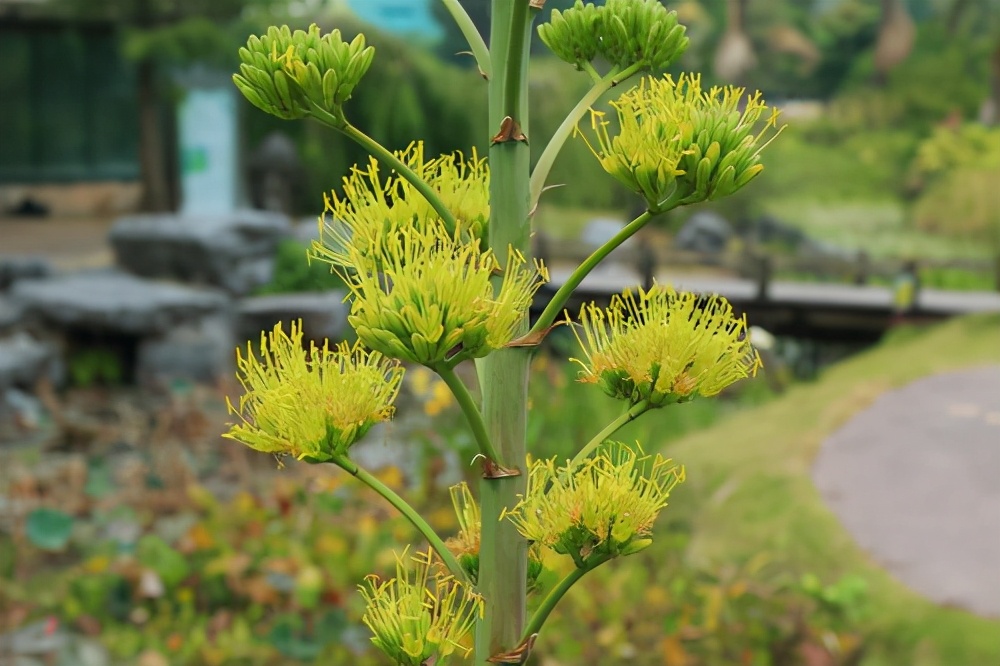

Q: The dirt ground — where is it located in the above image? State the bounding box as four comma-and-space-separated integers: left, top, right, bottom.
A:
0, 215, 116, 270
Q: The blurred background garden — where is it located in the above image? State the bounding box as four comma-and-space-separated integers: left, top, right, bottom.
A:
1, 0, 999, 665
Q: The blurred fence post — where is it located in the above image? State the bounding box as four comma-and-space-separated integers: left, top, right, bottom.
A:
854, 250, 870, 285
638, 243, 657, 291
755, 254, 772, 301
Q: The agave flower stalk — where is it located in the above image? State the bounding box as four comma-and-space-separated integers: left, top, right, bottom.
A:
229, 4, 784, 663
472, 3, 539, 661
312, 142, 490, 272
223, 320, 403, 462
224, 321, 466, 582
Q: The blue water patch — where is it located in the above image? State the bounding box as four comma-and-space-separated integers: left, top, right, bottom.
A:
347, 0, 442, 40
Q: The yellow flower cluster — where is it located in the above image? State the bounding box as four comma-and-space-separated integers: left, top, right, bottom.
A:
341, 226, 548, 366
580, 74, 782, 211
570, 285, 761, 406
224, 321, 403, 462
504, 443, 685, 565
359, 548, 483, 666
313, 142, 489, 272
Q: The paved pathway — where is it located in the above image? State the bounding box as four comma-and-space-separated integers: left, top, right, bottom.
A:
812, 366, 1000, 617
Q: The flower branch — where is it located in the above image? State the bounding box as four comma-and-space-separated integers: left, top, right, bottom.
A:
529, 61, 643, 208
434, 363, 503, 466
520, 554, 613, 644
441, 0, 493, 79
333, 456, 471, 585
526, 208, 659, 340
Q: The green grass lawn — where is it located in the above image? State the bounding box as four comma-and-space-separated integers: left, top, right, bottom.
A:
655, 314, 1000, 665
530, 315, 1000, 664
761, 198, 991, 263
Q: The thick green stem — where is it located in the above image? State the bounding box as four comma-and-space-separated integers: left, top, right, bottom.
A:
520, 555, 612, 643
503, 1, 531, 119
569, 400, 652, 469
529, 61, 644, 208
307, 105, 460, 234
434, 364, 501, 464
440, 0, 493, 79
475, 1, 536, 663
529, 210, 655, 338
334, 457, 469, 584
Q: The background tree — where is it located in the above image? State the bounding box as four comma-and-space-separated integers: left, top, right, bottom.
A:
55, 0, 285, 211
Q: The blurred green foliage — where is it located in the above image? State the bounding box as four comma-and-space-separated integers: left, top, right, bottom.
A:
254, 240, 348, 295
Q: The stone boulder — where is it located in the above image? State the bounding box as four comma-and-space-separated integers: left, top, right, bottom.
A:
12, 271, 233, 385
109, 210, 292, 295
0, 257, 51, 290
12, 271, 228, 335
236, 291, 349, 344
673, 211, 734, 254
0, 332, 56, 390
136, 312, 234, 385
0, 296, 23, 334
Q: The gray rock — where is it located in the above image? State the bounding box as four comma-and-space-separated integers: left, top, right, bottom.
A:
0, 332, 55, 390
109, 210, 292, 295
674, 211, 733, 254
293, 217, 323, 245
0, 296, 23, 333
236, 291, 349, 343
748, 214, 807, 247
12, 271, 228, 335
0, 257, 51, 290
2, 387, 45, 431
136, 312, 234, 384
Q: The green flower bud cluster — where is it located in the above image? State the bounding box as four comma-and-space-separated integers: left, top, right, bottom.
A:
538, 0, 688, 72
674, 75, 784, 204
233, 24, 374, 124
504, 443, 685, 567
579, 74, 783, 211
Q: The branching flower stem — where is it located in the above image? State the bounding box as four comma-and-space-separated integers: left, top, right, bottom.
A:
529, 61, 645, 208
332, 455, 470, 584
569, 399, 652, 470
528, 209, 657, 339
520, 554, 613, 644
441, 0, 493, 79
434, 363, 502, 465
307, 103, 460, 234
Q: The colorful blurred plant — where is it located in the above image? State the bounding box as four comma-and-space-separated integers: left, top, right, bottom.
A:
224, 4, 784, 664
